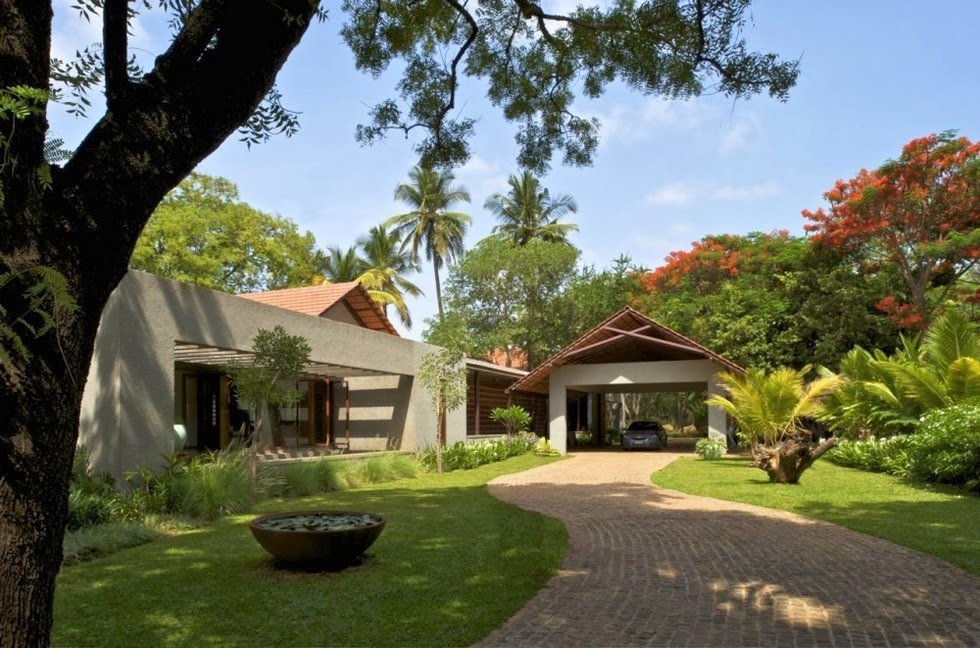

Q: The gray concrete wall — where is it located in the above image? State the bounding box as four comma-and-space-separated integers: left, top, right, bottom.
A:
79, 271, 465, 478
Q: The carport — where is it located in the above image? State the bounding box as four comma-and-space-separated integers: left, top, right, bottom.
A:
507, 307, 743, 455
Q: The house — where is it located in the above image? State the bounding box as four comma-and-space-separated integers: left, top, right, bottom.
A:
79, 271, 469, 478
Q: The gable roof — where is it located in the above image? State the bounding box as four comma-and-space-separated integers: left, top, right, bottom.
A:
507, 306, 743, 395
238, 282, 399, 336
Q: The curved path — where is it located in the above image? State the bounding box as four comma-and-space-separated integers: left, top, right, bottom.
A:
478, 451, 980, 647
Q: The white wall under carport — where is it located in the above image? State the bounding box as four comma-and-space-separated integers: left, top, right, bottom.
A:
547, 359, 728, 454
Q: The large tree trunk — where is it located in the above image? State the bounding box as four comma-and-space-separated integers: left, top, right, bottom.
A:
751, 435, 838, 484
0, 3, 316, 643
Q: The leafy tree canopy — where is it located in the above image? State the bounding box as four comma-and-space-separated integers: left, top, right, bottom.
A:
344, 0, 798, 171
131, 173, 318, 293
803, 131, 980, 329
563, 254, 646, 341
435, 237, 579, 368
636, 231, 902, 370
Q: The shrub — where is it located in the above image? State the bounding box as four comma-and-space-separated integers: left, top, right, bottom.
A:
694, 438, 725, 460
66, 486, 114, 530
906, 403, 980, 492
826, 436, 915, 474
67, 446, 119, 530
345, 454, 419, 487
419, 435, 536, 472
177, 450, 252, 520
62, 522, 163, 566
489, 405, 532, 434
533, 438, 560, 456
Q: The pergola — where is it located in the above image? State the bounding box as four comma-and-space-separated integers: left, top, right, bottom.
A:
507, 307, 744, 454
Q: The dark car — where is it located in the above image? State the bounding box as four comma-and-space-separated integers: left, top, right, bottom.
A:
621, 420, 668, 451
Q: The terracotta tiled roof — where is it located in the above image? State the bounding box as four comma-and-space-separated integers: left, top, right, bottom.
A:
507, 306, 743, 395
483, 348, 530, 370
239, 282, 399, 336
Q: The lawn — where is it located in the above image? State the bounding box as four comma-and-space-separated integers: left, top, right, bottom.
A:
651, 457, 980, 575
53, 455, 566, 647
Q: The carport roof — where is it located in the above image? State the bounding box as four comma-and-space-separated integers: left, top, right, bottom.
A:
507, 307, 744, 396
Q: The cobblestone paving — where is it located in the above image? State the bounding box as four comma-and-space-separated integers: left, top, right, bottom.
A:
477, 450, 980, 647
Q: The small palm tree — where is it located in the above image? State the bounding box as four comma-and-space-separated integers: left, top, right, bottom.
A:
357, 226, 423, 328
707, 366, 842, 483
387, 166, 471, 318
485, 171, 579, 246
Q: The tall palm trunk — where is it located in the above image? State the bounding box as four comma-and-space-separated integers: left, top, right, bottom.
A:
433, 257, 444, 318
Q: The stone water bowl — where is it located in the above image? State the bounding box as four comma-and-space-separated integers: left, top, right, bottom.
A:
249, 510, 386, 571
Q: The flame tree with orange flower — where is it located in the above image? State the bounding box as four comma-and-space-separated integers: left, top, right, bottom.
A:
803, 132, 980, 330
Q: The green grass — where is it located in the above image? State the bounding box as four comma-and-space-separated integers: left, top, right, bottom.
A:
53, 454, 566, 647
652, 457, 980, 575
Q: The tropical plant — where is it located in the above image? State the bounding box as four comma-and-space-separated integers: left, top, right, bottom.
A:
485, 171, 579, 246
489, 405, 533, 435
694, 438, 726, 460
387, 166, 471, 317
356, 225, 423, 328
824, 311, 980, 436
417, 346, 468, 473
316, 245, 367, 282
707, 366, 842, 483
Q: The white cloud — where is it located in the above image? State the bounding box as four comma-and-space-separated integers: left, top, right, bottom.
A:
644, 180, 779, 207
710, 181, 779, 201
644, 182, 693, 206
720, 113, 762, 154
590, 98, 711, 148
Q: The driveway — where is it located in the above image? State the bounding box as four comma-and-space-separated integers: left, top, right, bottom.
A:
477, 452, 980, 647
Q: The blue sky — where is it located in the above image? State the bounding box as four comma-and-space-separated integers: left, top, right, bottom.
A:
49, 1, 980, 338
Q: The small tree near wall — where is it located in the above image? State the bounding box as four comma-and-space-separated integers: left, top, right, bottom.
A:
418, 347, 467, 473
224, 326, 312, 448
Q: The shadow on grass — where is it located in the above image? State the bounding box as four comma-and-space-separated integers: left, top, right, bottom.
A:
53, 484, 566, 648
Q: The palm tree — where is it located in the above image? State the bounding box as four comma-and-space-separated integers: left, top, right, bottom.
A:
357, 225, 423, 329
315, 245, 366, 282
707, 366, 842, 483
485, 171, 579, 246
387, 166, 471, 318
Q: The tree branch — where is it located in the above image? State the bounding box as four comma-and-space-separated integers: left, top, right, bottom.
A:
152, 0, 226, 83
435, 0, 479, 140
103, 0, 130, 110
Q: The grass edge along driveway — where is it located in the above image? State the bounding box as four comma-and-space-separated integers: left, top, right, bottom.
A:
652, 456, 980, 576
53, 455, 567, 647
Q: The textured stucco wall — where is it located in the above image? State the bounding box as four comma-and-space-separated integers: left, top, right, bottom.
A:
78, 271, 464, 478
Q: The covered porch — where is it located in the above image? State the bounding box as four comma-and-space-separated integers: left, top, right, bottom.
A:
507, 307, 743, 455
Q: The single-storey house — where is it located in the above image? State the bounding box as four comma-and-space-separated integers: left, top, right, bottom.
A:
79, 271, 477, 478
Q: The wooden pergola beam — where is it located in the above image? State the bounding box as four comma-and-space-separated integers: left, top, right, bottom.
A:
601, 325, 706, 355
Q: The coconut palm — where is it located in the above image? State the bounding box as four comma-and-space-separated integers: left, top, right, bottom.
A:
387, 166, 471, 318
485, 171, 579, 246
315, 245, 366, 282
707, 366, 842, 483
357, 225, 423, 328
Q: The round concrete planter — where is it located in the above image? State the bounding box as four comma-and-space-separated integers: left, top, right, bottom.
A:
249, 510, 386, 570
